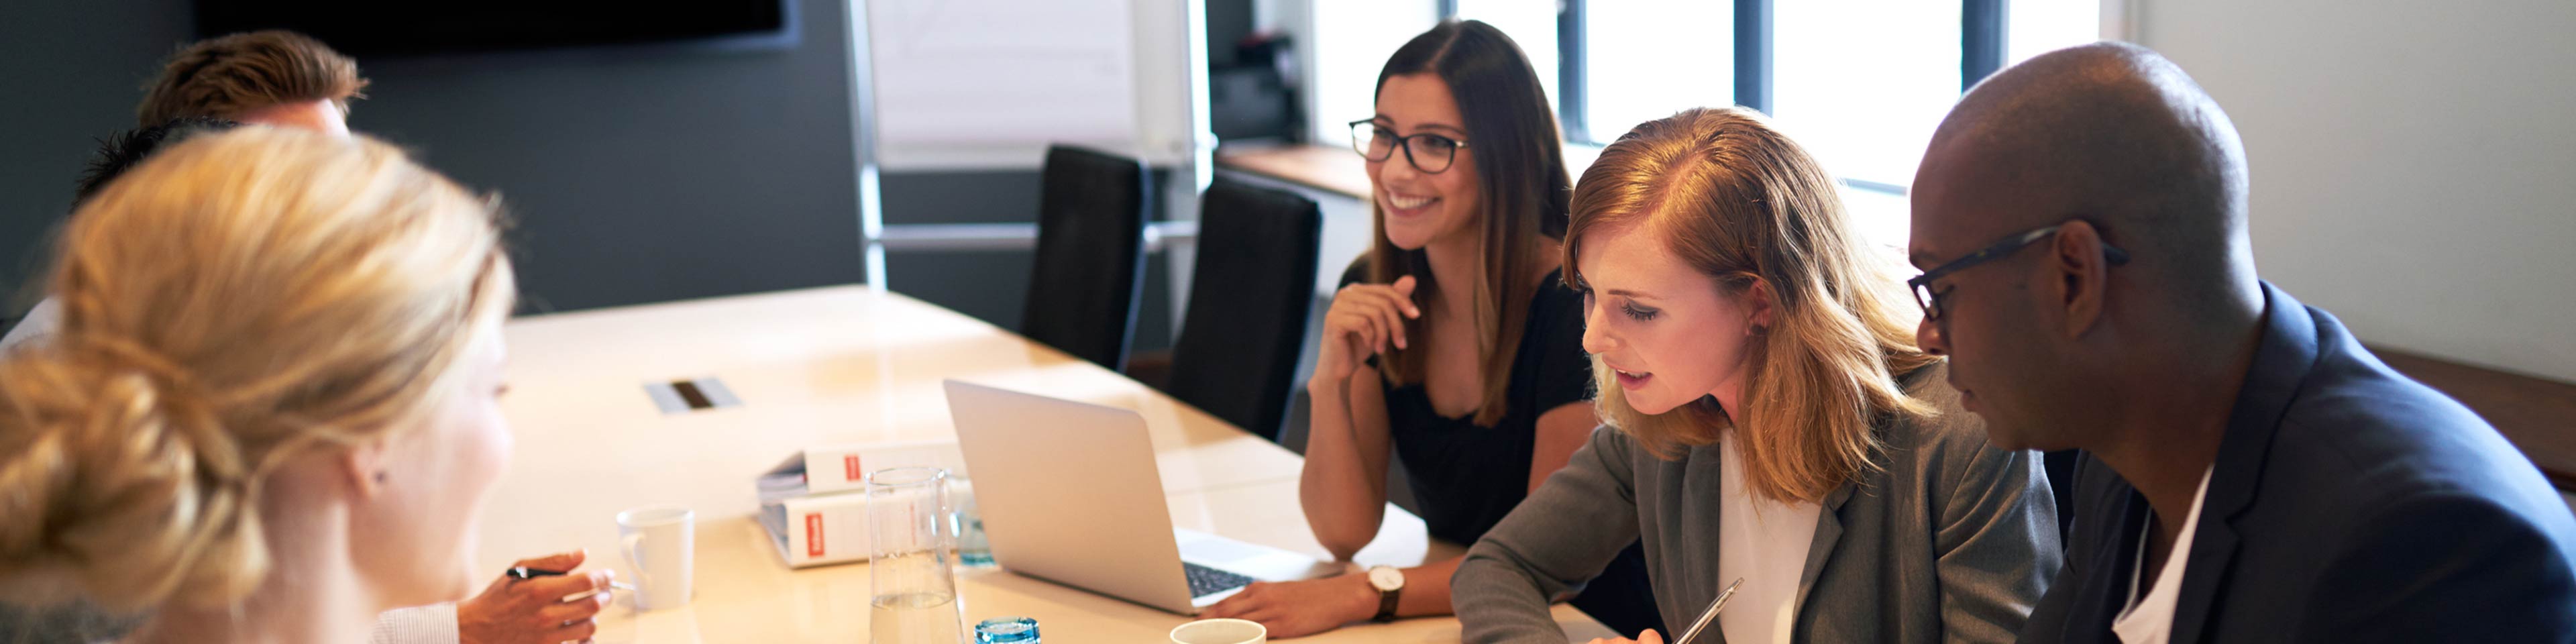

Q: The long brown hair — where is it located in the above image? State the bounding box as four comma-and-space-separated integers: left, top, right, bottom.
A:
1564, 107, 1938, 502
1366, 19, 1571, 426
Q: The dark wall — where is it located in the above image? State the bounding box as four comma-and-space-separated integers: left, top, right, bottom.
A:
0, 0, 863, 318
354, 0, 863, 313
0, 0, 1173, 352
0, 0, 196, 313
1205, 0, 1254, 67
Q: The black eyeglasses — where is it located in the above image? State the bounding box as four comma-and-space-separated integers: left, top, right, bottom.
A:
1349, 119, 1470, 174
1907, 221, 2131, 321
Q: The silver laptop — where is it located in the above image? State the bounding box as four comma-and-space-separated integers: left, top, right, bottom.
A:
943, 380, 1332, 614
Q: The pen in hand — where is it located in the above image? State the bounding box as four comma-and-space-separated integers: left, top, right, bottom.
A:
1668, 578, 1746, 644
506, 566, 635, 603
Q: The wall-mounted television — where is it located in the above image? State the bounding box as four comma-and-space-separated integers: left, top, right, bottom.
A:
195, 0, 792, 57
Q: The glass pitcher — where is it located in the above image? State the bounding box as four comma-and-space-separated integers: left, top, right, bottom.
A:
867, 467, 965, 644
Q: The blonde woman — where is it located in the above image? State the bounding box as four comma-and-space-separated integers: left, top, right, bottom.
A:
0, 127, 560, 643
3, 34, 613, 639
1453, 108, 2061, 644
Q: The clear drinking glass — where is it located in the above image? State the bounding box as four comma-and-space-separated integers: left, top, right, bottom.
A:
868, 467, 965, 644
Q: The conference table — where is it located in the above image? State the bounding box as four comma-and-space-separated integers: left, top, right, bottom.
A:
479, 285, 1615, 643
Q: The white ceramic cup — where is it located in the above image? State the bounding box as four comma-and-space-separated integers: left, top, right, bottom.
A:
616, 506, 695, 610
1170, 618, 1267, 644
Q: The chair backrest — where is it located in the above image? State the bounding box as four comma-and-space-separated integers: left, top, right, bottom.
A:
1022, 145, 1150, 371
1166, 178, 1322, 441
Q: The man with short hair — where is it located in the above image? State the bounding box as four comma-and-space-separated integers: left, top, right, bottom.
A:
136, 30, 366, 136
6, 28, 369, 350
1906, 42, 2576, 643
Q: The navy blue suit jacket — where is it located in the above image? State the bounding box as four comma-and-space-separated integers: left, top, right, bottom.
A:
2019, 284, 2576, 643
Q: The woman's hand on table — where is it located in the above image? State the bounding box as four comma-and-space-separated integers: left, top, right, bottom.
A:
1199, 574, 1381, 639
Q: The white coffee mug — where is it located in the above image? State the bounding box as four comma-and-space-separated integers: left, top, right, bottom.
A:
616, 506, 695, 610
1170, 618, 1267, 644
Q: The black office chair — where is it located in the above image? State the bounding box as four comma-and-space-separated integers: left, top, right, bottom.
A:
1021, 145, 1150, 372
1163, 178, 1322, 442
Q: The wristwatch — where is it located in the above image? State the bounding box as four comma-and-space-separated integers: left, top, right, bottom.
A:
1366, 566, 1404, 623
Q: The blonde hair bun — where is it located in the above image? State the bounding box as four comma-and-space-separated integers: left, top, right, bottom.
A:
0, 126, 512, 612
0, 340, 266, 611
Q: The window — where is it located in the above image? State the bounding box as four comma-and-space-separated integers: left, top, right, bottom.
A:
1451, 0, 1562, 111
2010, 0, 2105, 66
1578, 0, 1735, 144
1381, 0, 2107, 155
1772, 0, 1961, 190
1307, 0, 2103, 245
1593, 1, 2098, 247
1303, 1, 1442, 146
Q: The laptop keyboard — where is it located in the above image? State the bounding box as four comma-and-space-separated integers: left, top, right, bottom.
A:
1185, 562, 1255, 598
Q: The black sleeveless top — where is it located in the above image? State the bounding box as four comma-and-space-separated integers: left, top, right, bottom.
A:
1341, 262, 1592, 544
1340, 262, 1665, 636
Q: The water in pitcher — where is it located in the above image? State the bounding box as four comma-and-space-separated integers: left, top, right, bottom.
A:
871, 588, 963, 644
869, 467, 965, 643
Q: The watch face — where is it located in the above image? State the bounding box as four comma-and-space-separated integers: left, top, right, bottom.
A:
1368, 566, 1405, 591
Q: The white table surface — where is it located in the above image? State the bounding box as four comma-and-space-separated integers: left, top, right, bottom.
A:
478, 285, 1611, 643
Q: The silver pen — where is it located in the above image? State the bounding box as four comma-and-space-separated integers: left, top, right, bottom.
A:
504, 566, 636, 603
1669, 578, 1745, 644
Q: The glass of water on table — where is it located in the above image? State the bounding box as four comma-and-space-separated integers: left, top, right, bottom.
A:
868, 467, 965, 643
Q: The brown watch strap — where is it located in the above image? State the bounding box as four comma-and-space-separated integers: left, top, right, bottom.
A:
1373, 580, 1400, 623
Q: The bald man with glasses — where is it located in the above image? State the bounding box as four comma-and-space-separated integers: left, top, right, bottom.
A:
1905, 42, 2576, 643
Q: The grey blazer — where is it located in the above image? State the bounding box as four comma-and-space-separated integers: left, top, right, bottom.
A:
1453, 364, 2061, 643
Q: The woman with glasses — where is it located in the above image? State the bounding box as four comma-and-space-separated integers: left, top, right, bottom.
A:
1200, 19, 1663, 639
1452, 107, 2060, 644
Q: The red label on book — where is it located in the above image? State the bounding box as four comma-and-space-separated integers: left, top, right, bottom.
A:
804, 513, 826, 557
843, 454, 863, 482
